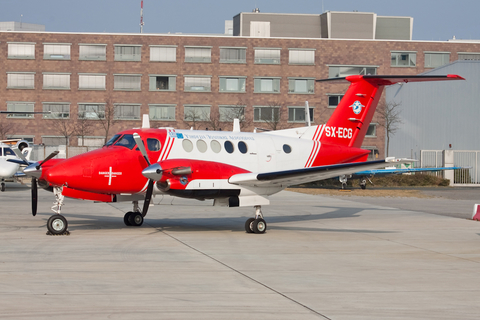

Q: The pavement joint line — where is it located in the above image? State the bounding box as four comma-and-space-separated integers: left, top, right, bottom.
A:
156, 226, 332, 320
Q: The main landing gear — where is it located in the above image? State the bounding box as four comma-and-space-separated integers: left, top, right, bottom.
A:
1, 181, 5, 192
245, 206, 267, 234
123, 201, 144, 227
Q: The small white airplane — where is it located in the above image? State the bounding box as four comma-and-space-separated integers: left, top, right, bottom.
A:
0, 140, 33, 191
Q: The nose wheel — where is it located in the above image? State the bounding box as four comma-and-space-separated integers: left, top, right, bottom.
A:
124, 211, 144, 227
245, 206, 267, 234
47, 214, 69, 235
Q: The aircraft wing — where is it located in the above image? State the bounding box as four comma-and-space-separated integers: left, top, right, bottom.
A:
7, 158, 37, 166
351, 166, 464, 178
229, 159, 414, 188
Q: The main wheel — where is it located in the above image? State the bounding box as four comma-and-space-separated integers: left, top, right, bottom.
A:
360, 184, 366, 190
252, 218, 267, 234
47, 215, 68, 235
1, 183, 5, 192
124, 212, 133, 226
129, 212, 144, 227
245, 218, 255, 233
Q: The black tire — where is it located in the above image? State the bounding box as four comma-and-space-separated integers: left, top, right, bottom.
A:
252, 218, 267, 234
1, 183, 5, 192
360, 184, 366, 190
245, 218, 255, 233
124, 212, 133, 226
47, 215, 68, 235
129, 212, 144, 227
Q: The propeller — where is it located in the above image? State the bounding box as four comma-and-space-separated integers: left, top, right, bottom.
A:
22, 150, 60, 216
133, 133, 155, 216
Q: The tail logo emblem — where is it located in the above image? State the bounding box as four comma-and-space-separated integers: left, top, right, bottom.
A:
350, 101, 365, 115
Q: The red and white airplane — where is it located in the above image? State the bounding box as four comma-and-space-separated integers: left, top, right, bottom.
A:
11, 74, 464, 235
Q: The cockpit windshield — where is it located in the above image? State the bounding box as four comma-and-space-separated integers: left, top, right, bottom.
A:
114, 134, 137, 150
105, 134, 122, 147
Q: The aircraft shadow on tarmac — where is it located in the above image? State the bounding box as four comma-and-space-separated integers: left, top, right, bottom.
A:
29, 205, 397, 234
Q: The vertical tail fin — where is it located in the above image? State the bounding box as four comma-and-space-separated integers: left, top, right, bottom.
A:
317, 75, 464, 148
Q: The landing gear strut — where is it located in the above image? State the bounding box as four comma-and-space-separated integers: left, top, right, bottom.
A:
46, 187, 69, 235
245, 206, 267, 234
123, 201, 144, 227
1, 181, 5, 192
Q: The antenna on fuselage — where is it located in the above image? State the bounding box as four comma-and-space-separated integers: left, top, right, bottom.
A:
142, 114, 150, 128
305, 101, 311, 127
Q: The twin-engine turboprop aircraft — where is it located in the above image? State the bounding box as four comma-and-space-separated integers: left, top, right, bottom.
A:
11, 74, 464, 235
0, 140, 32, 191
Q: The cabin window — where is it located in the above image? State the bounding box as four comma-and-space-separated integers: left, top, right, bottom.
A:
182, 139, 194, 152
283, 144, 292, 154
210, 140, 221, 153
197, 140, 207, 153
224, 141, 234, 154
238, 141, 248, 154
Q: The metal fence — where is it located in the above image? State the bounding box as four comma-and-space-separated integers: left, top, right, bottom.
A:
421, 150, 480, 186
31, 145, 101, 161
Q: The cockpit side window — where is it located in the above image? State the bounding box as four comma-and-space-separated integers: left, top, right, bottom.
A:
4, 148, 15, 156
105, 134, 122, 147
114, 134, 137, 150
147, 138, 161, 151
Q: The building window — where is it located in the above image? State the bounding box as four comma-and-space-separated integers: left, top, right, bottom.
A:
42, 136, 68, 146
219, 77, 246, 92
78, 104, 105, 119
458, 53, 480, 60
365, 123, 377, 137
7, 73, 35, 89
328, 66, 377, 78
363, 147, 379, 161
219, 105, 246, 122
79, 44, 106, 60
43, 103, 70, 119
77, 137, 105, 147
220, 47, 246, 63
289, 49, 315, 65
254, 78, 280, 93
184, 105, 210, 121
114, 104, 141, 120
79, 74, 106, 90
114, 74, 141, 91
149, 75, 176, 91
254, 48, 280, 64
150, 46, 176, 62
184, 47, 211, 63
253, 106, 280, 122
149, 104, 176, 121
424, 52, 450, 68
43, 73, 70, 90
391, 52, 416, 67
8, 43, 35, 59
184, 76, 211, 92
6, 102, 34, 118
288, 107, 313, 123
114, 45, 141, 61
43, 43, 71, 60
328, 94, 344, 108
288, 78, 314, 94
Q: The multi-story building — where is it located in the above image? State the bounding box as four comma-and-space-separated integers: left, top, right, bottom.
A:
1, 11, 479, 159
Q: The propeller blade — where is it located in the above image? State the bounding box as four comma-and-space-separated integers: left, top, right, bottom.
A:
12, 147, 29, 165
39, 151, 60, 167
31, 177, 38, 216
133, 133, 151, 166
142, 179, 154, 216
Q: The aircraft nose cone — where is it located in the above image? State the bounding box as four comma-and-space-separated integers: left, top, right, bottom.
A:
23, 163, 42, 179
142, 163, 163, 181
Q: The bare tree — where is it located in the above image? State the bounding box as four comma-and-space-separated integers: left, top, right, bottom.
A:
220, 99, 251, 130
95, 99, 119, 144
0, 117, 13, 140
202, 108, 222, 131
50, 117, 76, 146
74, 116, 95, 146
259, 100, 285, 131
377, 101, 403, 157
183, 107, 208, 130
